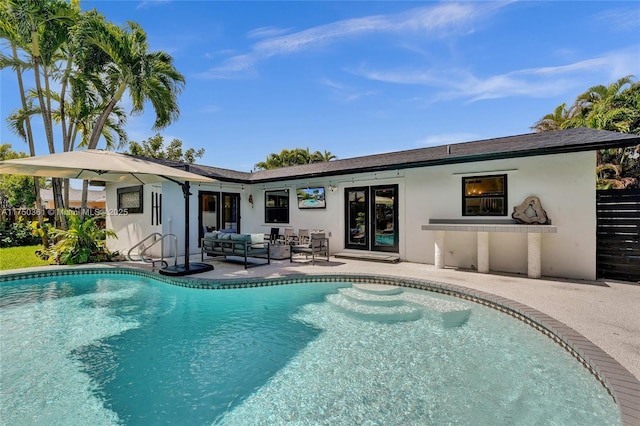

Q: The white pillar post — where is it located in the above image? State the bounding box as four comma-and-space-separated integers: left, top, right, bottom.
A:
434, 231, 445, 269
477, 231, 490, 273
528, 233, 542, 278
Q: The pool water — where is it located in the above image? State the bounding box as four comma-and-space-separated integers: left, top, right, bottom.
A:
375, 233, 394, 245
0, 274, 620, 425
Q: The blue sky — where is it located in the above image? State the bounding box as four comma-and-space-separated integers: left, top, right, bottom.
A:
1, 1, 639, 173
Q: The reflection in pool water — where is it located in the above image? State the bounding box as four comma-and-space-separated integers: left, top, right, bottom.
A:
0, 273, 620, 425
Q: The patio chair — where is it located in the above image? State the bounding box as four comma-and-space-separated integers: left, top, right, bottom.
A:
283, 228, 296, 244
290, 232, 329, 265
297, 228, 310, 245
269, 227, 282, 244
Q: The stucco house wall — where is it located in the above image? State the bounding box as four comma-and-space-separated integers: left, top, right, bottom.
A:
108, 181, 250, 258
102, 122, 628, 279
402, 151, 596, 280
106, 182, 164, 257
105, 149, 597, 280
244, 171, 405, 245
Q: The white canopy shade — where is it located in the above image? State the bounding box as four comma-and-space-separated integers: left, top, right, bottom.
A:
0, 150, 215, 184
0, 149, 217, 275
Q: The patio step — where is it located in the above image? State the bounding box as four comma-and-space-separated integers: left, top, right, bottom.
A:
333, 252, 400, 263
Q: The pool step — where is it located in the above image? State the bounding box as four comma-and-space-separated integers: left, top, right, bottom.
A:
401, 292, 471, 328
339, 288, 405, 307
327, 284, 471, 328
326, 293, 422, 323
352, 283, 404, 295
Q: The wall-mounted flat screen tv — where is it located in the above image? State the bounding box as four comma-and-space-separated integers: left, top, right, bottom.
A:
297, 187, 326, 209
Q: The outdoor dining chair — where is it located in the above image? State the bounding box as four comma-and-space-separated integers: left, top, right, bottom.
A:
269, 228, 282, 244
297, 228, 310, 244
282, 228, 296, 244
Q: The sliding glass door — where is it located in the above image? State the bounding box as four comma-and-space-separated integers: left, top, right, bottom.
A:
345, 184, 398, 252
222, 192, 240, 233
198, 191, 241, 244
345, 187, 368, 249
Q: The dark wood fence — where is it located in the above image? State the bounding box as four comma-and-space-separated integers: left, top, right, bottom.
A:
596, 188, 640, 282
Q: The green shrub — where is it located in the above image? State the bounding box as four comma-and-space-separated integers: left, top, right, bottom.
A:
0, 218, 41, 248
45, 212, 118, 265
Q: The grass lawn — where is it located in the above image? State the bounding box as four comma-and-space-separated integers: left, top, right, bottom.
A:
0, 245, 51, 271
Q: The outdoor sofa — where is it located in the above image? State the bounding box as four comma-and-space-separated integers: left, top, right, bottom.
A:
201, 231, 270, 268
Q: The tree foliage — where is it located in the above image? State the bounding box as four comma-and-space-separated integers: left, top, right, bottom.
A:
45, 211, 117, 264
532, 75, 640, 189
126, 133, 205, 163
254, 147, 337, 170
0, 144, 48, 207
1, 0, 186, 219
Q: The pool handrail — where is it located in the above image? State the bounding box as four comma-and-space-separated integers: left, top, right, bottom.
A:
127, 232, 178, 269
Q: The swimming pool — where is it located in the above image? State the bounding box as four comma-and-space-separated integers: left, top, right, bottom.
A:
0, 270, 621, 425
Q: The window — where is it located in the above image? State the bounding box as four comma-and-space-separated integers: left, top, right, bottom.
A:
462, 174, 507, 216
265, 189, 289, 223
117, 185, 143, 214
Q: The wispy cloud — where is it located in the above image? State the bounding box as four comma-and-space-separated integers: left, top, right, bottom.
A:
594, 7, 640, 32
320, 78, 377, 103
201, 104, 221, 114
246, 26, 291, 40
203, 49, 235, 60
355, 46, 640, 103
199, 3, 498, 79
136, 0, 171, 10
343, 91, 377, 103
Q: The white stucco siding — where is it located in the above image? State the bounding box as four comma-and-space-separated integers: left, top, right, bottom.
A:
249, 175, 406, 253
534, 151, 597, 279
105, 181, 217, 258
498, 151, 596, 279
104, 150, 597, 280
105, 182, 164, 257
247, 185, 338, 237
405, 150, 597, 279
162, 183, 188, 257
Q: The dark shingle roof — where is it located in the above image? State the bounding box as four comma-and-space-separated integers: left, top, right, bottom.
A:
245, 128, 639, 183
131, 128, 640, 184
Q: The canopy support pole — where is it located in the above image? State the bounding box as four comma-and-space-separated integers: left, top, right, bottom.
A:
159, 177, 213, 276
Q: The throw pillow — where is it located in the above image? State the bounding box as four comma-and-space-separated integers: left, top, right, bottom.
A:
251, 233, 265, 248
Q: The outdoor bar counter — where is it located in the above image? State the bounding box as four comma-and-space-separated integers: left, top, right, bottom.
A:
422, 219, 557, 278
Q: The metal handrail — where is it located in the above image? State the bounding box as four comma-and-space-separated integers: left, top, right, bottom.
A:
127, 233, 178, 269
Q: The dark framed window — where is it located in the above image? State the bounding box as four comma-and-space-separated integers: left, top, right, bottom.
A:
265, 189, 289, 223
462, 174, 507, 216
117, 185, 143, 214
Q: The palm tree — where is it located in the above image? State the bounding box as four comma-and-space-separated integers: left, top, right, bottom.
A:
314, 149, 337, 162
531, 103, 573, 132
2, 2, 187, 218
1, 0, 80, 226
533, 76, 639, 189
82, 19, 185, 151
565, 75, 636, 132
75, 18, 185, 209
0, 31, 46, 221
254, 147, 337, 170
0, 0, 78, 226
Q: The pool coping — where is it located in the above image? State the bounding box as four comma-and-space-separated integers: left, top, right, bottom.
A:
2, 266, 638, 425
